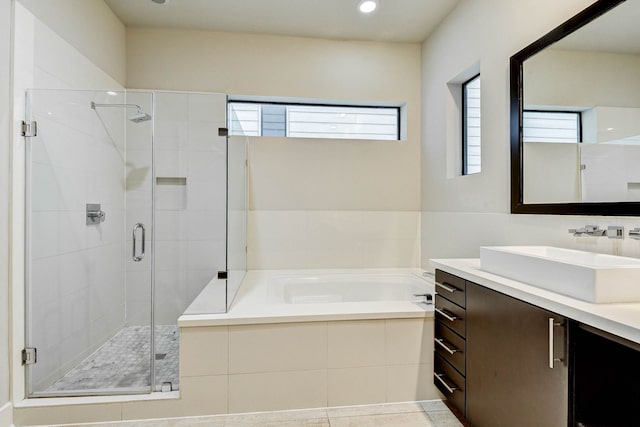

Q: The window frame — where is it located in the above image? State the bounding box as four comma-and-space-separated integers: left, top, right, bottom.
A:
522, 109, 582, 144
462, 73, 481, 175
228, 100, 402, 141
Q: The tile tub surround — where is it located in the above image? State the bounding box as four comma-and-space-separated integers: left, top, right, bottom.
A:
0, 402, 11, 427
248, 210, 421, 270
176, 318, 439, 415
170, 269, 439, 416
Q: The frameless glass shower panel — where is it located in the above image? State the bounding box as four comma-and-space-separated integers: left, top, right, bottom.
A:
25, 89, 153, 396
152, 91, 228, 389
227, 135, 248, 311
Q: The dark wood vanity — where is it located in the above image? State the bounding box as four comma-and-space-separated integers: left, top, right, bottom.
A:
434, 269, 640, 427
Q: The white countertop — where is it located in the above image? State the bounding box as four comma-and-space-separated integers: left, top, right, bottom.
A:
430, 258, 640, 345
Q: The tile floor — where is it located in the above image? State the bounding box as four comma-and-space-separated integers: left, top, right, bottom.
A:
45, 326, 180, 393
40, 401, 463, 427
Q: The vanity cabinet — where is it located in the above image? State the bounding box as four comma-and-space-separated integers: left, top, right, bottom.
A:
572, 324, 640, 426
466, 281, 568, 427
434, 270, 569, 426
433, 270, 467, 418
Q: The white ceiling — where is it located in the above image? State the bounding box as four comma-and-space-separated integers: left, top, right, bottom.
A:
103, 0, 460, 43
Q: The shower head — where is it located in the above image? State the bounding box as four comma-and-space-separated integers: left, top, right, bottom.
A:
129, 112, 152, 123
91, 101, 153, 124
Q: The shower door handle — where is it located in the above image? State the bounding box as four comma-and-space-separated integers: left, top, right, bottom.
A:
132, 223, 146, 262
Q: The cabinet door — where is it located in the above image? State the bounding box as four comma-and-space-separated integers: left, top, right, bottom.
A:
466, 283, 568, 427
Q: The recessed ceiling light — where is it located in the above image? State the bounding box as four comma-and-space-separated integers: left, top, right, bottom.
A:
151, 0, 169, 4
358, 0, 377, 14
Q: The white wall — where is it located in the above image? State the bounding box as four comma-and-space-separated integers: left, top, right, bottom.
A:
12, 1, 125, 399
127, 28, 422, 269
17, 0, 126, 85
0, 0, 12, 419
420, 0, 640, 264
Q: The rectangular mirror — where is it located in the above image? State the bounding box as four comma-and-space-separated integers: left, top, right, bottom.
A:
510, 0, 640, 215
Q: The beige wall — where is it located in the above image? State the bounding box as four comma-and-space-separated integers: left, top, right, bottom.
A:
127, 27, 421, 212
525, 49, 640, 108
419, 0, 640, 264
1, 0, 12, 413
249, 137, 419, 211
420, 0, 595, 214
126, 28, 420, 105
523, 142, 580, 204
17, 0, 126, 85
127, 28, 422, 269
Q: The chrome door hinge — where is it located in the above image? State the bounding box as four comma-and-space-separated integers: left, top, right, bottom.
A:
217, 271, 228, 280
21, 120, 37, 137
22, 348, 37, 365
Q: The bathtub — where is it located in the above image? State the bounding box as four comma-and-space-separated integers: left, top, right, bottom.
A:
268, 272, 431, 304
180, 268, 434, 326
178, 269, 440, 412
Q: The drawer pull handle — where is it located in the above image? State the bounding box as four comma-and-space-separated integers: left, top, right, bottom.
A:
435, 307, 458, 322
434, 373, 458, 394
435, 338, 460, 355
436, 282, 457, 293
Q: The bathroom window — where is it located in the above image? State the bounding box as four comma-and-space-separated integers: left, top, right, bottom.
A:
228, 102, 400, 140
523, 110, 581, 143
463, 74, 481, 175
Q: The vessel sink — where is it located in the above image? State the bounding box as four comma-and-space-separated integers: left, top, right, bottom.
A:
479, 246, 640, 303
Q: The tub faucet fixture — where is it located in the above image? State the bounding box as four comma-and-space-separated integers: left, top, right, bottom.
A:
569, 225, 606, 237
414, 293, 433, 304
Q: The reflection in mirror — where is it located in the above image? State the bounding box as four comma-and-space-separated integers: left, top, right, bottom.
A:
511, 0, 640, 215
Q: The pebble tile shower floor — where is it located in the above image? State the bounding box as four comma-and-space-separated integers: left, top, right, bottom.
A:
45, 325, 179, 393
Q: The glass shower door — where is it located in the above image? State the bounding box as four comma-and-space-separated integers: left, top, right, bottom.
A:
25, 89, 154, 396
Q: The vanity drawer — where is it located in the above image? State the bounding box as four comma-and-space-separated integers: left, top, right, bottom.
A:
435, 321, 466, 375
434, 352, 466, 417
435, 270, 466, 308
435, 294, 466, 338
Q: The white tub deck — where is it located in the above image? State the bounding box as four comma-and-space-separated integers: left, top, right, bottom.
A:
178, 268, 435, 327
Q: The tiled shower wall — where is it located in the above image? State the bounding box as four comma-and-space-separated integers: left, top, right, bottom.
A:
14, 3, 127, 392
28, 90, 128, 392
125, 92, 229, 325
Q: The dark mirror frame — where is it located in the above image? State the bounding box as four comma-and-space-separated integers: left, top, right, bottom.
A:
509, 0, 640, 216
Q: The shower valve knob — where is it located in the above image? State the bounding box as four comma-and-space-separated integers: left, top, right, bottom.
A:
86, 203, 106, 225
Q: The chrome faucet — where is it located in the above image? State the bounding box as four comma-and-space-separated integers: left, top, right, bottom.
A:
414, 293, 433, 304
569, 225, 625, 238
568, 225, 606, 237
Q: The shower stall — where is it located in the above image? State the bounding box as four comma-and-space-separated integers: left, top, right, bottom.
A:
24, 89, 246, 397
